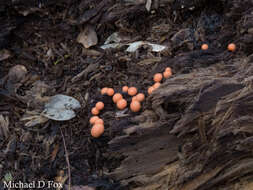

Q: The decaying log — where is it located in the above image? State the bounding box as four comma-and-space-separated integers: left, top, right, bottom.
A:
101, 1, 253, 189
107, 53, 253, 189
100, 1, 253, 186
107, 126, 180, 181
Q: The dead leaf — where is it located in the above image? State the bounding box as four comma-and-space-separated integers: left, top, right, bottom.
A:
137, 57, 161, 65
24, 81, 51, 109
20, 111, 49, 127
55, 170, 68, 190
101, 41, 167, 52
17, 7, 41, 16
171, 28, 193, 48
82, 48, 102, 57
29, 81, 51, 96
248, 28, 253, 34
0, 49, 11, 61
126, 41, 167, 52
77, 25, 98, 48
146, 0, 152, 11
42, 94, 81, 121
0, 115, 9, 139
100, 43, 125, 50
71, 62, 99, 83
8, 65, 27, 84
4, 136, 16, 154
104, 32, 131, 44
51, 144, 59, 162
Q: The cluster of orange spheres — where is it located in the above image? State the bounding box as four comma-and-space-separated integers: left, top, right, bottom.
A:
90, 102, 105, 138
89, 86, 146, 138
100, 86, 145, 112
89, 67, 173, 138
201, 43, 236, 52
148, 67, 172, 95
89, 42, 237, 138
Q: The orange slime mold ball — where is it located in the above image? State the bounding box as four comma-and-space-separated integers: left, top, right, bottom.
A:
113, 93, 123, 103
107, 88, 114, 96
96, 102, 104, 110
130, 101, 141, 112
91, 107, 99, 115
89, 116, 99, 124
117, 99, 127, 110
153, 82, 161, 89
128, 87, 138, 96
91, 124, 104, 138
201, 44, 208, 50
101, 87, 108, 95
148, 86, 155, 95
153, 73, 163, 82
228, 43, 236, 52
122, 86, 129, 93
95, 118, 104, 125
136, 93, 145, 102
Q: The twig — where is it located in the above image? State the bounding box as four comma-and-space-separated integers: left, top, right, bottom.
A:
60, 128, 71, 190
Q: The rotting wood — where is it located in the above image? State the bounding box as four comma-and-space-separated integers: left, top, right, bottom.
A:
107, 126, 180, 181
108, 56, 253, 189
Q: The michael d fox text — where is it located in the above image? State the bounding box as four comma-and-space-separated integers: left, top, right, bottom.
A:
3, 180, 63, 189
